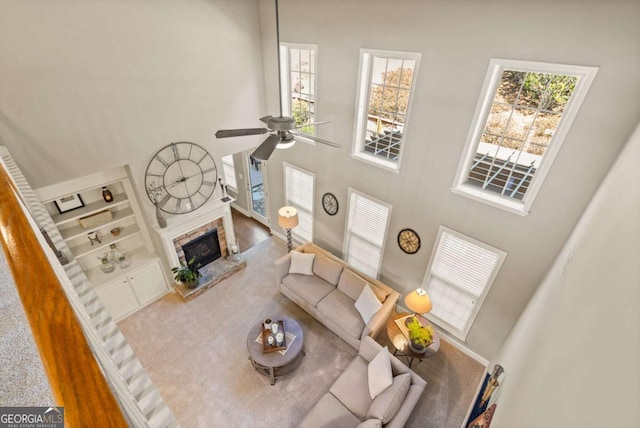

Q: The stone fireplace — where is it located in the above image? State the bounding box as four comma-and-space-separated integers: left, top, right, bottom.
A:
153, 199, 246, 301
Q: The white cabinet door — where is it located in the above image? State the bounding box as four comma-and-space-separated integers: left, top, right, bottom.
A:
128, 261, 167, 306
96, 279, 139, 321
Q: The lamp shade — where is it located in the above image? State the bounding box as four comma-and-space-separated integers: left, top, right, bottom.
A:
404, 288, 433, 314
278, 206, 299, 229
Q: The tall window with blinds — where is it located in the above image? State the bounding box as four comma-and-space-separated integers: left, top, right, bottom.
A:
284, 162, 315, 243
422, 226, 506, 340
343, 189, 392, 278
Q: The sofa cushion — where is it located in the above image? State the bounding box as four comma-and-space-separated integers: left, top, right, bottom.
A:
337, 269, 368, 301
282, 274, 336, 306
368, 346, 393, 399
317, 290, 365, 339
300, 393, 361, 428
330, 357, 373, 420
289, 251, 315, 275
357, 419, 382, 428
366, 373, 411, 423
313, 252, 344, 285
355, 285, 383, 324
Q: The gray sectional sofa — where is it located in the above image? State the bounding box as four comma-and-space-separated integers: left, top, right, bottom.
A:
274, 242, 400, 349
300, 336, 427, 428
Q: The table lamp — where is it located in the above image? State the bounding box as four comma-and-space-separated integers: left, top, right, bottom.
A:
404, 287, 432, 317
278, 206, 299, 252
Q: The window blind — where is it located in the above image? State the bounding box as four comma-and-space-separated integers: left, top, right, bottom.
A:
344, 190, 391, 278
284, 163, 314, 242
221, 155, 237, 190
424, 227, 506, 338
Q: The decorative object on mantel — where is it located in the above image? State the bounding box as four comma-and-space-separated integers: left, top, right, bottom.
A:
101, 186, 114, 203
219, 177, 231, 203
278, 206, 299, 253
322, 192, 338, 216
172, 257, 203, 290
147, 183, 167, 228
144, 142, 218, 214
53, 193, 84, 214
404, 287, 434, 353
398, 228, 421, 254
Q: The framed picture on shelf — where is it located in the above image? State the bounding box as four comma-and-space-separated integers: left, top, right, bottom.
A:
53, 193, 85, 213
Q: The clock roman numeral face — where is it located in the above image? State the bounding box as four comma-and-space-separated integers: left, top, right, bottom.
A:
144, 142, 218, 214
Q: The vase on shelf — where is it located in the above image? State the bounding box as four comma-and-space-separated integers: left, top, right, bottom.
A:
155, 202, 167, 228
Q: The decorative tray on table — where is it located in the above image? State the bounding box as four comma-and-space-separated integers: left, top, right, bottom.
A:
261, 320, 287, 353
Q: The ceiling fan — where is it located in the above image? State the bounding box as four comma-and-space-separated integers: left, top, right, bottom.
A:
214, 0, 340, 161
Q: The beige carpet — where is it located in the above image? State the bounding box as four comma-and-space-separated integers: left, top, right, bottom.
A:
119, 238, 485, 427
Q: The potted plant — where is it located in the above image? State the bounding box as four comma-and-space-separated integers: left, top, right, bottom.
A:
171, 257, 202, 289
405, 316, 434, 354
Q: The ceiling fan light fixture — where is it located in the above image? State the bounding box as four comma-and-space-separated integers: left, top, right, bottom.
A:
276, 139, 296, 150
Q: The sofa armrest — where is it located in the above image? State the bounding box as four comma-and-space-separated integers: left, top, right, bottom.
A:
274, 252, 292, 288
361, 290, 399, 341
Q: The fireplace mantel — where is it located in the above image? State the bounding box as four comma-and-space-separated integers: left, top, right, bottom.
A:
152, 197, 236, 271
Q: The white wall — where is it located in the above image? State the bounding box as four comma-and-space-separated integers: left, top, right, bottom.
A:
0, 0, 267, 205
490, 123, 640, 427
260, 0, 640, 359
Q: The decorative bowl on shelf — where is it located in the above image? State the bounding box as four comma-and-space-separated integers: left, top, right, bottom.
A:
110, 227, 121, 236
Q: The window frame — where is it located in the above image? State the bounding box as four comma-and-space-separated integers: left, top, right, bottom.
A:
342, 188, 393, 279
452, 58, 598, 215
421, 226, 507, 341
280, 42, 318, 142
352, 48, 422, 173
221, 154, 237, 192
283, 162, 315, 243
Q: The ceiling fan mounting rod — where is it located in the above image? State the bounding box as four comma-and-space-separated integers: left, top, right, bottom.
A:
275, 0, 284, 118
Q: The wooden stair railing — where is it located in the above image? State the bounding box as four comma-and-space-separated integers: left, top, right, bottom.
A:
0, 166, 128, 427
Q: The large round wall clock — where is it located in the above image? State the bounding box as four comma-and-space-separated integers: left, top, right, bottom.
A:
145, 142, 218, 214
322, 192, 339, 216
398, 228, 421, 254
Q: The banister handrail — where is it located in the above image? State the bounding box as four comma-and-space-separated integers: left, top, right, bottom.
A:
0, 166, 128, 427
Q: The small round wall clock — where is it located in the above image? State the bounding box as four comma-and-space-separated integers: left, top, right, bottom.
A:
398, 228, 421, 254
145, 142, 218, 214
322, 192, 339, 216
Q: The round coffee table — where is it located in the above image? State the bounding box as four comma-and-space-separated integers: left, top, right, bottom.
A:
247, 316, 304, 385
386, 312, 440, 368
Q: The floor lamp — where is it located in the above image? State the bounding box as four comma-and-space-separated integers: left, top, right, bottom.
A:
278, 206, 299, 252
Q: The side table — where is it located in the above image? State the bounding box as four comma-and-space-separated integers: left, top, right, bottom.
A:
247, 316, 305, 385
386, 312, 440, 368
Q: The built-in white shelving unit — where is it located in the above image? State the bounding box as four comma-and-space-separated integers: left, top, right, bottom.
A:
36, 166, 170, 320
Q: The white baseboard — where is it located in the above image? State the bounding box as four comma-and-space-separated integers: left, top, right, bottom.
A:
231, 203, 249, 217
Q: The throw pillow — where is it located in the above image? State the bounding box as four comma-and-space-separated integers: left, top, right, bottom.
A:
289, 251, 315, 275
356, 419, 382, 428
366, 373, 411, 423
355, 285, 383, 324
367, 346, 393, 399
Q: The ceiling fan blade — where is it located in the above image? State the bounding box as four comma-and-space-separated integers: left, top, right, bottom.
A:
251, 134, 282, 161
215, 128, 268, 138
290, 130, 341, 148
295, 121, 330, 129
259, 115, 273, 125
